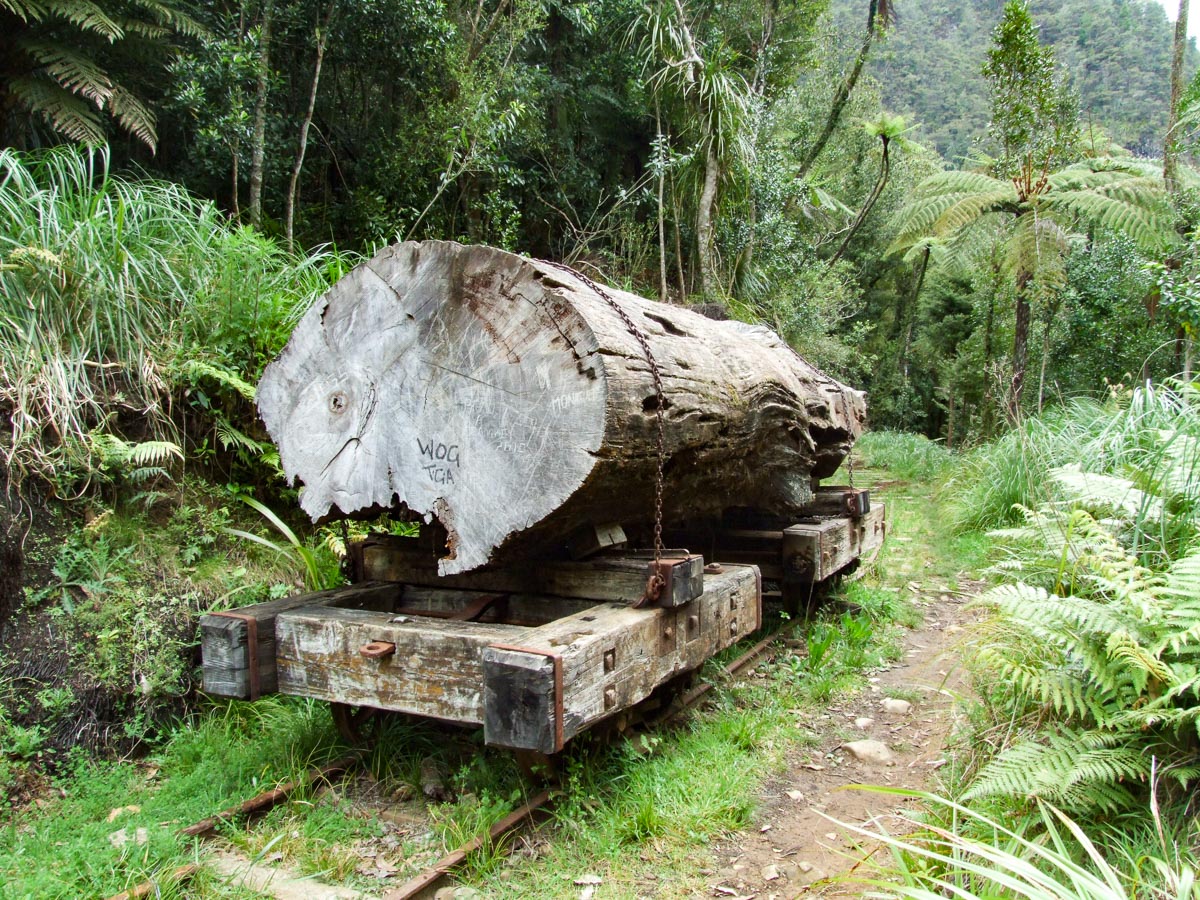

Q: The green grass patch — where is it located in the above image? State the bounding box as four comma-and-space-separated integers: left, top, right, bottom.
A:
855, 430, 956, 482
0, 697, 342, 899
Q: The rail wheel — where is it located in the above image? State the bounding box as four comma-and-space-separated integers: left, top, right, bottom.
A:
329, 702, 382, 746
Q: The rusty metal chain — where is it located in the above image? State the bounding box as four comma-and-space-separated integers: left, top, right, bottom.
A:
541, 260, 667, 603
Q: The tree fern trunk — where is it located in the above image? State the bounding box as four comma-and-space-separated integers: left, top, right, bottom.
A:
697, 145, 720, 296
1165, 0, 1189, 196
828, 134, 890, 265
656, 105, 668, 303
796, 0, 883, 180
1009, 273, 1033, 424
285, 7, 332, 252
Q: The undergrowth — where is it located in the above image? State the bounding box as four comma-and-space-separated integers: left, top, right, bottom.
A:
0, 696, 346, 899
855, 430, 956, 482
886, 380, 1200, 896
0, 145, 347, 495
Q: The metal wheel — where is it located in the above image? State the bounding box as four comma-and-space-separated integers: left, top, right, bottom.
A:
329, 702, 382, 746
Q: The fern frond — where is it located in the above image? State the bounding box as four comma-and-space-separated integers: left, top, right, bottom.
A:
888, 186, 1014, 254
964, 728, 1146, 813
979, 583, 1128, 646
126, 440, 182, 466
126, 465, 169, 484
7, 76, 106, 145
975, 646, 1110, 720
1162, 550, 1200, 605
38, 0, 123, 39
20, 40, 113, 103
1104, 631, 1173, 693
1041, 184, 1177, 255
125, 0, 205, 39
175, 358, 256, 401
1049, 465, 1160, 518
0, 0, 48, 23
107, 84, 156, 153
215, 420, 263, 454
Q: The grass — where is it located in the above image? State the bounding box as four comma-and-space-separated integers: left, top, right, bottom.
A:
855, 430, 956, 483
838, 789, 1200, 899
0, 697, 346, 899
0, 145, 345, 493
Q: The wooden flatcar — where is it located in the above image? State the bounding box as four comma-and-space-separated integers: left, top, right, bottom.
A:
200, 485, 884, 754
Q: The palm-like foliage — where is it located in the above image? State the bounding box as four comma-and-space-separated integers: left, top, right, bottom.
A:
0, 0, 202, 150
630, 0, 755, 295
890, 158, 1180, 260
890, 157, 1182, 419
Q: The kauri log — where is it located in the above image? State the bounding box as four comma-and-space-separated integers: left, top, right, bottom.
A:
257, 241, 865, 575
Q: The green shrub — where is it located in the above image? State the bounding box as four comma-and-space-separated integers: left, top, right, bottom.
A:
946, 384, 1200, 534
0, 146, 347, 495
950, 382, 1200, 818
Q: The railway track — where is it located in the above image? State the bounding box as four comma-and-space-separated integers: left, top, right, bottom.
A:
108, 615, 801, 900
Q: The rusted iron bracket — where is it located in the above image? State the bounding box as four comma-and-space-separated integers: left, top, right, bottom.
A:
630, 552, 705, 608
843, 488, 870, 518
359, 641, 397, 659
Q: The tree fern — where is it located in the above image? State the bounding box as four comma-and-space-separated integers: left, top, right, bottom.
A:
0, 0, 202, 149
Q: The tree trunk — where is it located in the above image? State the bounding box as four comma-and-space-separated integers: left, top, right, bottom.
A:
285, 6, 332, 252
1008, 273, 1033, 424
656, 105, 668, 303
899, 243, 929, 381
230, 136, 241, 219
797, 0, 885, 180
248, 0, 275, 231
696, 145, 720, 295
258, 241, 867, 575
828, 134, 890, 266
0, 485, 23, 637
673, 182, 687, 300
1165, 0, 1190, 195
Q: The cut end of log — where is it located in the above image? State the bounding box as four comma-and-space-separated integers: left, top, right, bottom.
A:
257, 241, 608, 574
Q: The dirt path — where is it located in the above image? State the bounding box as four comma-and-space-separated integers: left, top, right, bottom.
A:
702, 586, 983, 900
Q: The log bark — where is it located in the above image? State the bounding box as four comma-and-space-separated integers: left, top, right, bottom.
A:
257, 241, 866, 575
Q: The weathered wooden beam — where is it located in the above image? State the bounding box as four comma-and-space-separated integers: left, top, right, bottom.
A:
268, 566, 760, 751
275, 605, 526, 722
355, 536, 703, 607
482, 565, 760, 751
799, 485, 871, 518
199, 582, 402, 699
782, 503, 886, 582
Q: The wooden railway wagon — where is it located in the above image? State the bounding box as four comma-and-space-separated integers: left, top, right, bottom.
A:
200, 240, 884, 754
199, 486, 884, 755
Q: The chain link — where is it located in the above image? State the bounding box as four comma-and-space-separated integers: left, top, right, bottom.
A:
541, 260, 667, 601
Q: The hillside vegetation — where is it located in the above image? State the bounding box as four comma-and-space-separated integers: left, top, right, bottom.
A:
835, 0, 1195, 159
